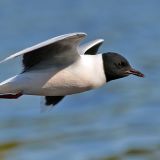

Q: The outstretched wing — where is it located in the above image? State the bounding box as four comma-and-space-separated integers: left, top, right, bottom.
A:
80, 39, 104, 55
0, 32, 86, 71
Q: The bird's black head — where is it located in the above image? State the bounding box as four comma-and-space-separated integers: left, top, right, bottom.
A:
102, 52, 144, 82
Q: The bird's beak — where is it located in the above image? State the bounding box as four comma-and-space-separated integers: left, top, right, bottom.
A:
125, 68, 144, 77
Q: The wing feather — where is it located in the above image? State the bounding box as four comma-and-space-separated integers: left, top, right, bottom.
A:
80, 39, 104, 55
0, 33, 86, 71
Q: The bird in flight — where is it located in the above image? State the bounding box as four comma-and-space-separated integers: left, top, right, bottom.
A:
0, 32, 144, 107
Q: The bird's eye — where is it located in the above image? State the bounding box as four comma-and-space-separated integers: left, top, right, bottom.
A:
118, 62, 126, 67
121, 62, 126, 66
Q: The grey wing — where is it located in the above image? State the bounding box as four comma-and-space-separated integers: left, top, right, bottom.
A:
80, 39, 104, 55
0, 32, 86, 71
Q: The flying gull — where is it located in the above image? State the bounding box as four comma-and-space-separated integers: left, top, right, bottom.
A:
0, 32, 144, 107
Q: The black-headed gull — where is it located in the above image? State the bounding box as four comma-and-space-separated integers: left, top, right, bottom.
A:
0, 32, 144, 107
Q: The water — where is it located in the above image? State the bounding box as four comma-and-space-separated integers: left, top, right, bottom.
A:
0, 0, 160, 159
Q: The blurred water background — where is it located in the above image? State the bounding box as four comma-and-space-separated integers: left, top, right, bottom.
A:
0, 0, 159, 160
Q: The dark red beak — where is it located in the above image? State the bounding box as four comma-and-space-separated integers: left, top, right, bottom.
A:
125, 68, 144, 77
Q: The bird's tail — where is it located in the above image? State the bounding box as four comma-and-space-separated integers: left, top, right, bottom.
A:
0, 77, 22, 99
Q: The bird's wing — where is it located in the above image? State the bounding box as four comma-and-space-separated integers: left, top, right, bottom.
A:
40, 96, 65, 112
80, 39, 104, 55
0, 32, 86, 71
45, 96, 65, 106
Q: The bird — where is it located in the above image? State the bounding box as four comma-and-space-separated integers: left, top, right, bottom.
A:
0, 32, 144, 107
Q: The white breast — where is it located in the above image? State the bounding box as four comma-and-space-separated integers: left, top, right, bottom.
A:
42, 54, 106, 96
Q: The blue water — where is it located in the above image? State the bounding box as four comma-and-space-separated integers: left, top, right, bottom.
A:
0, 0, 160, 160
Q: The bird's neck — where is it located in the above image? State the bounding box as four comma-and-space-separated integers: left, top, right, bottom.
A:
80, 54, 107, 87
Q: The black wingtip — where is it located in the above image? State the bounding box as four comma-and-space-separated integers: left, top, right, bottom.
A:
45, 96, 65, 106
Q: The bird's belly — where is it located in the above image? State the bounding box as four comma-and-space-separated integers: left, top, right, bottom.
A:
40, 72, 93, 96
23, 69, 93, 96
35, 83, 91, 96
